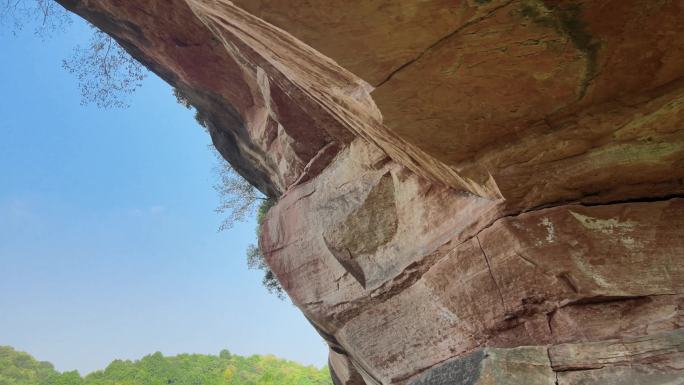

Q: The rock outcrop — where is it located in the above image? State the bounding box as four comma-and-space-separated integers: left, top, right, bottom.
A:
57, 1, 684, 384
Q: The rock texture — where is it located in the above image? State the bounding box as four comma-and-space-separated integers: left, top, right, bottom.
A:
56, 0, 684, 384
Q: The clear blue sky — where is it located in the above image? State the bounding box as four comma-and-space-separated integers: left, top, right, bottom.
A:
0, 13, 327, 374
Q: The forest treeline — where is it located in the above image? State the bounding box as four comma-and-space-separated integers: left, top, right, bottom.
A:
0, 346, 332, 385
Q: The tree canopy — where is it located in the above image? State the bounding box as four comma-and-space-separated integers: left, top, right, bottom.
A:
0, 346, 331, 385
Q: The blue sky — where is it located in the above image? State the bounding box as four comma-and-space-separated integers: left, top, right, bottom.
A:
0, 12, 327, 374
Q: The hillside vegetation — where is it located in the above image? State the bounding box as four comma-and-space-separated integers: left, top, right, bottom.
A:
0, 346, 331, 385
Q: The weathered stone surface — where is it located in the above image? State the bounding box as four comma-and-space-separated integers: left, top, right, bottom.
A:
550, 295, 684, 344
558, 366, 684, 385
549, 328, 684, 371
481, 200, 684, 317
231, 0, 494, 87
323, 172, 398, 288
552, 328, 684, 385
372, 0, 684, 205
56, 1, 684, 384
410, 347, 555, 385
321, 199, 684, 383
407, 332, 684, 385
329, 349, 366, 385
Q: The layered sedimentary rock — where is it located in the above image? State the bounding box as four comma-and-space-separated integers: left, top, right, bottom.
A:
57, 1, 684, 384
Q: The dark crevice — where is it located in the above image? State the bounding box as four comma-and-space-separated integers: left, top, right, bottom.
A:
289, 187, 317, 204
559, 293, 677, 309
556, 272, 579, 294
515, 251, 540, 268
576, 193, 684, 207
546, 347, 561, 385
546, 309, 556, 339
373, 0, 515, 88
327, 250, 445, 325
476, 235, 507, 312
520, 193, 684, 216
553, 365, 605, 373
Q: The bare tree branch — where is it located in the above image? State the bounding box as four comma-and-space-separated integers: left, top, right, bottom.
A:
2, 1, 147, 108
1, 0, 72, 38
62, 29, 147, 108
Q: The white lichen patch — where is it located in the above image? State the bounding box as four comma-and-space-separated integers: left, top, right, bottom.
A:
541, 217, 556, 243
512, 222, 525, 230
570, 211, 643, 251
434, 300, 460, 325
620, 236, 638, 250
569, 211, 637, 235
570, 252, 614, 289
534, 217, 557, 246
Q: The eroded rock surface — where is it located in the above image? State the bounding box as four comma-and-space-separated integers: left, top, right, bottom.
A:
57, 0, 684, 384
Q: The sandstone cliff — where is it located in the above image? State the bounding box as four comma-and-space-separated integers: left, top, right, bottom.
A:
56, 1, 684, 384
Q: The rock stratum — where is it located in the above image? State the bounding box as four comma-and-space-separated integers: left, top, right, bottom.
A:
56, 1, 684, 384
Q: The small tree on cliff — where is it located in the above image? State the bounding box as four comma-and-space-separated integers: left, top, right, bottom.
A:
245, 198, 284, 299
214, 166, 262, 232
211, 148, 285, 299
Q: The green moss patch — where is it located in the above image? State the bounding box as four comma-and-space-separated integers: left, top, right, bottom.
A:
519, 1, 600, 98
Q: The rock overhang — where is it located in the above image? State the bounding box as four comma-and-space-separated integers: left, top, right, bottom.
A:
55, 1, 684, 384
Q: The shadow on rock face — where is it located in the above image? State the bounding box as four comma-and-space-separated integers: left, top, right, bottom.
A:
323, 172, 397, 288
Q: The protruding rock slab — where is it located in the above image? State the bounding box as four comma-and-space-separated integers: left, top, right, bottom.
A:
557, 367, 684, 385
552, 328, 684, 385
408, 329, 684, 385
550, 328, 684, 371
409, 347, 555, 385
323, 172, 398, 288
329, 349, 367, 385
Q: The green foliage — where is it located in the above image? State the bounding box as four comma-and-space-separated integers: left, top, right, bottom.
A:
0, 346, 82, 385
518, 1, 598, 97
219, 350, 232, 360
206, 145, 285, 300
172, 88, 208, 129
0, 346, 331, 385
246, 198, 284, 299
46, 371, 84, 385
213, 159, 262, 232
223, 355, 331, 385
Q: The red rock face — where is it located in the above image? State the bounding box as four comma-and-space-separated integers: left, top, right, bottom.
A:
57, 1, 684, 384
